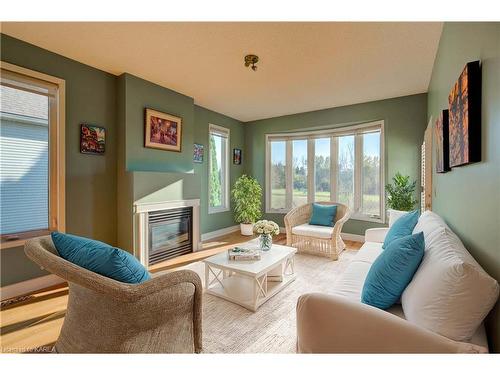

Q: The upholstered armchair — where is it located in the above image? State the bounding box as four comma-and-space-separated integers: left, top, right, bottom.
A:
284, 202, 351, 260
24, 236, 202, 353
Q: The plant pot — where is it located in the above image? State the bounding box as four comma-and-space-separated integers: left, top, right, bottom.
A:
240, 223, 254, 236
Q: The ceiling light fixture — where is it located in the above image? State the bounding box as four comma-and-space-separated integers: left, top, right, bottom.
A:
244, 54, 259, 71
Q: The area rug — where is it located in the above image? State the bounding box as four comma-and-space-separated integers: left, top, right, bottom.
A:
183, 249, 358, 353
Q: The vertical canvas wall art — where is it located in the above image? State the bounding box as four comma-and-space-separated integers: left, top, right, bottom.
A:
448, 60, 481, 167
80, 124, 105, 154
145, 108, 182, 152
233, 148, 242, 165
193, 143, 204, 163
435, 110, 450, 173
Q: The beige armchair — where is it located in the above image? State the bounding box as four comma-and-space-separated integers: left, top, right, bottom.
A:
284, 202, 351, 260
24, 236, 202, 353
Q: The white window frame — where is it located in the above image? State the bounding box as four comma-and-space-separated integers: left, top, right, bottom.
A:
208, 123, 230, 214
265, 120, 385, 223
0, 61, 66, 249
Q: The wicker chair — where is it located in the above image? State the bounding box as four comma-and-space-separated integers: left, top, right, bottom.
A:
24, 236, 202, 353
284, 202, 351, 260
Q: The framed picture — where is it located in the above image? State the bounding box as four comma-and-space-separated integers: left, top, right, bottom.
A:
193, 143, 204, 163
145, 108, 182, 152
435, 109, 450, 173
233, 148, 242, 165
448, 60, 481, 167
80, 124, 105, 155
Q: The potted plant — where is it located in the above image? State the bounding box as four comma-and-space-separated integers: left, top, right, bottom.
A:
231, 175, 263, 235
385, 172, 418, 222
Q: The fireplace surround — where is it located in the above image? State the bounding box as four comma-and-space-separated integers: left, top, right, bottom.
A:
133, 199, 201, 267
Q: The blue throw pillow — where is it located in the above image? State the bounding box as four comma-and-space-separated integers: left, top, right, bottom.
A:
309, 203, 337, 227
382, 210, 419, 249
362, 232, 425, 309
51, 232, 151, 284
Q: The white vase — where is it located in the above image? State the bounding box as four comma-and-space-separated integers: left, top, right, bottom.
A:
240, 223, 254, 236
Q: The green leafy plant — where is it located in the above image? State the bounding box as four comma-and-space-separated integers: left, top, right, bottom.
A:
231, 175, 263, 224
385, 172, 418, 211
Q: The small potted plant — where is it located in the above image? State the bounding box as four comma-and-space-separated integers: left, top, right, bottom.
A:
385, 172, 418, 221
253, 220, 280, 251
231, 175, 263, 235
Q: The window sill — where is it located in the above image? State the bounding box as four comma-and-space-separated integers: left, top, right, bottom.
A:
1, 229, 51, 250
264, 210, 385, 224
349, 214, 385, 224
208, 207, 230, 215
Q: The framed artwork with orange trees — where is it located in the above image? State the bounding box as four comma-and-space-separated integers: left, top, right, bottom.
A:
448, 61, 481, 168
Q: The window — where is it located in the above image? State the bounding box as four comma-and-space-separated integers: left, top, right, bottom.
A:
314, 138, 330, 203
208, 124, 229, 213
269, 140, 286, 210
361, 131, 381, 216
337, 135, 355, 209
266, 121, 384, 222
0, 62, 65, 248
292, 139, 308, 207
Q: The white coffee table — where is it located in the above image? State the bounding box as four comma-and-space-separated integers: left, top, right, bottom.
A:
203, 240, 297, 311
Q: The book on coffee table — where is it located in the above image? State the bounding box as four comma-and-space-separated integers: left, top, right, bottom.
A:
227, 246, 261, 261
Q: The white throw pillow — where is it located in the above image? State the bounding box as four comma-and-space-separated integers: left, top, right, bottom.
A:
412, 210, 449, 238
402, 212, 499, 341
387, 209, 409, 227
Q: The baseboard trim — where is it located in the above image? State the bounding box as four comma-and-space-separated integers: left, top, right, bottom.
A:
201, 225, 240, 242
341, 232, 365, 242
1, 274, 64, 301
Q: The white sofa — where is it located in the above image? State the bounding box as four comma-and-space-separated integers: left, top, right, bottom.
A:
296, 211, 499, 353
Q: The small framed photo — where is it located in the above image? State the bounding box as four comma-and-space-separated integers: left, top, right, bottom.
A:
80, 124, 105, 155
233, 148, 242, 165
145, 108, 182, 152
193, 143, 204, 163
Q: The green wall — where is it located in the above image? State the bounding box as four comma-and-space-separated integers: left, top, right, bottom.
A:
115, 75, 246, 250
122, 73, 195, 173
0, 36, 246, 286
427, 22, 500, 352
194, 105, 246, 234
244, 94, 428, 235
1, 34, 118, 286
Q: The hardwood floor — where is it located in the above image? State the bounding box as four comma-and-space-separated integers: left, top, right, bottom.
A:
0, 232, 361, 353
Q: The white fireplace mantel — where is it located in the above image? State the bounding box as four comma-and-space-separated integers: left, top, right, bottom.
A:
133, 199, 201, 266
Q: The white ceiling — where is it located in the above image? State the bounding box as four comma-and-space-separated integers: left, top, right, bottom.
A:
1, 22, 442, 122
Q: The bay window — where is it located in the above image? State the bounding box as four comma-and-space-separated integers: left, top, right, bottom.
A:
265, 121, 384, 222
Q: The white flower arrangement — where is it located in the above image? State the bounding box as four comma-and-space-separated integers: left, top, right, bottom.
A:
253, 220, 280, 236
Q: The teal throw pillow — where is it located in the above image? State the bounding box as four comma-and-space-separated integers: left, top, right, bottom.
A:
51, 232, 151, 284
383, 210, 419, 249
309, 203, 337, 227
362, 232, 425, 309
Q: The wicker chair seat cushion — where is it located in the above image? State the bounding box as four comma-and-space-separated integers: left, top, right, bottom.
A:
292, 224, 333, 239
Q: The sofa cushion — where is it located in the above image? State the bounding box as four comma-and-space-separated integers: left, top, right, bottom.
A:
332, 242, 383, 300
402, 213, 500, 341
362, 233, 425, 309
309, 203, 337, 227
292, 224, 333, 239
412, 209, 449, 238
383, 210, 419, 249
51, 232, 151, 284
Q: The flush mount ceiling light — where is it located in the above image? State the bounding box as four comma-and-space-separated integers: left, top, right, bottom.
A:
244, 54, 259, 71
